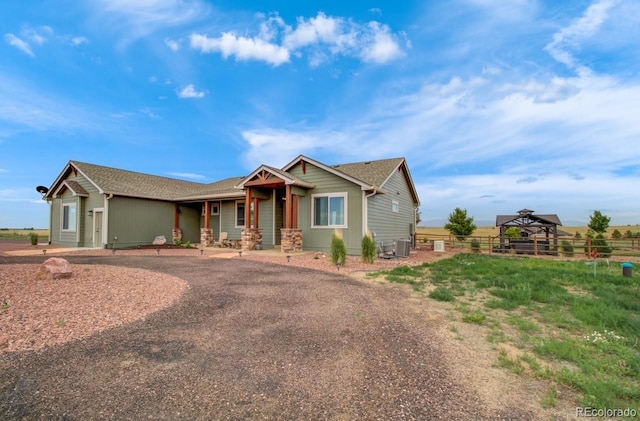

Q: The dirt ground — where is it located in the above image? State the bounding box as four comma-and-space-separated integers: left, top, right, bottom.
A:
0, 242, 579, 419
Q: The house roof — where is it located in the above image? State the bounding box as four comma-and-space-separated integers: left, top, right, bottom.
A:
47, 161, 207, 201
175, 177, 246, 201
235, 165, 315, 189
282, 155, 420, 205
46, 155, 421, 205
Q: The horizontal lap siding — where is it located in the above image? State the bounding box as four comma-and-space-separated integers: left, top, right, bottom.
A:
288, 162, 363, 254
220, 200, 243, 240
51, 173, 102, 247
107, 197, 174, 247
368, 168, 416, 249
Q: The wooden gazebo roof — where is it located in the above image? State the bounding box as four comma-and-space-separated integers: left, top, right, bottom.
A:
496, 209, 562, 227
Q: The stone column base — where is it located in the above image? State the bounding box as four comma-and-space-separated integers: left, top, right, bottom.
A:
172, 228, 183, 244
281, 229, 302, 252
200, 228, 213, 247
241, 228, 263, 250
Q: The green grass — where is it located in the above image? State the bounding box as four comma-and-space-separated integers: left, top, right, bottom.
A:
368, 253, 640, 412
0, 228, 48, 241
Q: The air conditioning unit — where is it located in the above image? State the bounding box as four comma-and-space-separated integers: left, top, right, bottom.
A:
434, 240, 445, 253
394, 239, 411, 257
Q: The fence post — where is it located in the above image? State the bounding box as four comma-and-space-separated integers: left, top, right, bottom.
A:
586, 237, 591, 257
488, 236, 492, 253
534, 236, 538, 256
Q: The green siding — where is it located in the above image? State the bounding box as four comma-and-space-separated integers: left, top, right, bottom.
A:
289, 162, 363, 255
179, 204, 201, 244
257, 190, 275, 247
220, 200, 244, 240
107, 197, 175, 247
368, 168, 417, 249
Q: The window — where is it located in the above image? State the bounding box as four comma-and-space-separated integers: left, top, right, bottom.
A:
312, 193, 347, 228
62, 203, 77, 232
202, 202, 220, 216
236, 201, 245, 227
392, 200, 399, 213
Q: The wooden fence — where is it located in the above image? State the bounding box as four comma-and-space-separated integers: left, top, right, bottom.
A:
414, 233, 640, 257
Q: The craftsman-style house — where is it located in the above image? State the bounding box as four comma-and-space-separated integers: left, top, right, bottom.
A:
44, 155, 420, 254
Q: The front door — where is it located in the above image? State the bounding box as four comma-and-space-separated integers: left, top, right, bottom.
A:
94, 211, 103, 248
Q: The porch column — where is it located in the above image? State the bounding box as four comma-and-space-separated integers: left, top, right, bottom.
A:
201, 201, 213, 247
285, 184, 292, 229
245, 188, 252, 228
172, 204, 182, 243
204, 201, 211, 229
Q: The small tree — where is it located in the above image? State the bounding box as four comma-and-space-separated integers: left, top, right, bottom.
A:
574, 231, 582, 239
588, 210, 610, 234
560, 240, 574, 257
444, 207, 477, 241
505, 227, 521, 238
611, 229, 622, 239
361, 232, 377, 264
330, 230, 347, 266
624, 230, 634, 239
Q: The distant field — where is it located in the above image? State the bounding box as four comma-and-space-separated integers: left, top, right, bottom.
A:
0, 229, 49, 241
417, 225, 640, 238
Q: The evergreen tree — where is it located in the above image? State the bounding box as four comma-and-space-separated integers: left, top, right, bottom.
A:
587, 210, 610, 234
444, 207, 477, 241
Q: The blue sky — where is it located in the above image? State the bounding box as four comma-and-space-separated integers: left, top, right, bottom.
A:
1, 0, 639, 228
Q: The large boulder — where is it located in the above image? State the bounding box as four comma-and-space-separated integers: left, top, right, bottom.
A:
152, 235, 167, 245
38, 257, 73, 280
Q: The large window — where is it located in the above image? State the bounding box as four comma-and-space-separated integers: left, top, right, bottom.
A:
236, 201, 245, 228
312, 193, 347, 228
62, 203, 77, 232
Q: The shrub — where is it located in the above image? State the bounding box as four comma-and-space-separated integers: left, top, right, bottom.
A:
429, 286, 455, 302
560, 240, 574, 257
29, 232, 39, 245
470, 238, 481, 253
611, 229, 622, 239
174, 239, 182, 246
330, 230, 347, 266
584, 235, 612, 258
361, 233, 377, 264
574, 231, 582, 239
183, 240, 192, 249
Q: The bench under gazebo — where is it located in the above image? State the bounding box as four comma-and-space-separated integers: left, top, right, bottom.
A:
495, 209, 563, 255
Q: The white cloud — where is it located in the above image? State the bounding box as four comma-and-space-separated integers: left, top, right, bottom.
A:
190, 33, 290, 66
190, 12, 405, 66
360, 22, 405, 63
91, 0, 210, 46
165, 37, 180, 51
70, 36, 89, 46
21, 25, 52, 45
177, 84, 206, 98
545, 0, 617, 74
4, 34, 35, 57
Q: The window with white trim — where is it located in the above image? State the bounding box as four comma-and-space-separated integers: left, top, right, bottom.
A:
392, 200, 399, 213
312, 193, 347, 228
202, 202, 220, 216
235, 201, 245, 228
62, 203, 77, 232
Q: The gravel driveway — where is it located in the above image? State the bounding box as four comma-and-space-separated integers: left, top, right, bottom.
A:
0, 255, 533, 420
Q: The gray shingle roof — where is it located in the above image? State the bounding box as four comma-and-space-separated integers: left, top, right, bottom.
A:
71, 161, 206, 200
176, 177, 246, 200
330, 158, 405, 189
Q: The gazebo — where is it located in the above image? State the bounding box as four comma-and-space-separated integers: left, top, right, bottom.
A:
495, 209, 562, 255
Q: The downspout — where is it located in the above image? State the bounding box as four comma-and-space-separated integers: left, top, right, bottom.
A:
363, 189, 377, 238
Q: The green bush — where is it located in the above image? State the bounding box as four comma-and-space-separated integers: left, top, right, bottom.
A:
361, 233, 377, 264
330, 231, 347, 266
429, 286, 455, 302
584, 235, 612, 258
470, 238, 481, 253
183, 240, 192, 249
560, 240, 574, 257
174, 239, 182, 246
29, 232, 39, 245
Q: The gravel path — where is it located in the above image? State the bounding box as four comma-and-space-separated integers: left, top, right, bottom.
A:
0, 254, 536, 419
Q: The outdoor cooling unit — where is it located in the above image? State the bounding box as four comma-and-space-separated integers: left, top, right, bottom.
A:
394, 239, 411, 258
433, 240, 445, 253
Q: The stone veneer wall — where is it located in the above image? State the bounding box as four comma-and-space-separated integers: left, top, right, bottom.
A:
200, 228, 213, 247
280, 229, 302, 252
172, 228, 183, 244
241, 228, 263, 250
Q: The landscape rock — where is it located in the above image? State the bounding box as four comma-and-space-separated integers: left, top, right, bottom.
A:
152, 235, 167, 245
38, 257, 73, 280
